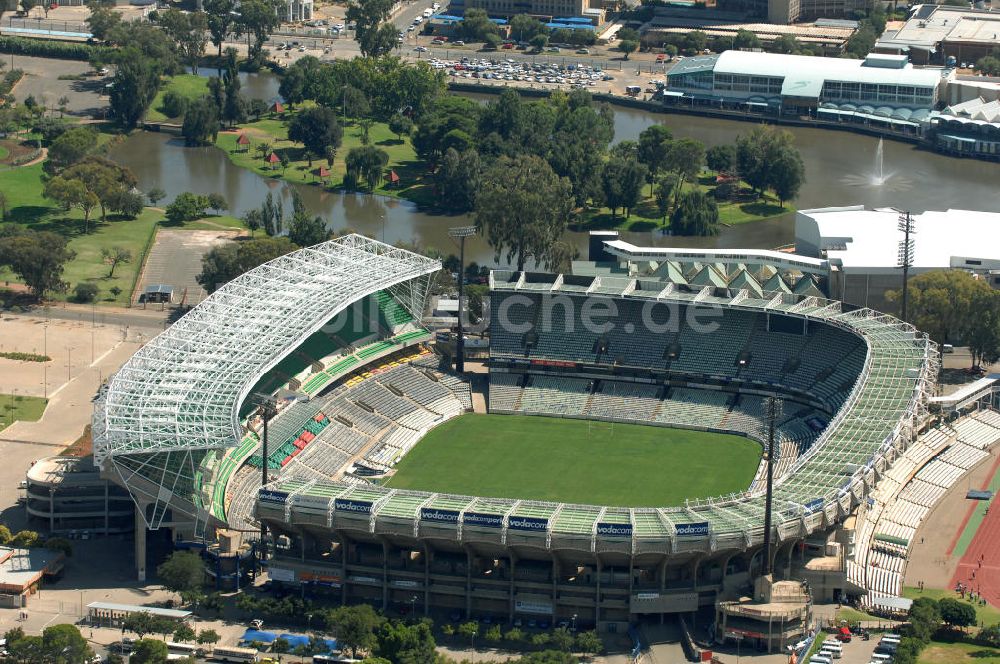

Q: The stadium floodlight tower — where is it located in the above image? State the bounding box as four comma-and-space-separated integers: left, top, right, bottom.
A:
251, 393, 279, 569
448, 225, 477, 373
897, 211, 917, 323
762, 396, 782, 577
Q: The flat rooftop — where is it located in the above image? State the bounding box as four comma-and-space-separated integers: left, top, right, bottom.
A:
0, 547, 64, 594
798, 206, 1000, 271
879, 4, 1000, 51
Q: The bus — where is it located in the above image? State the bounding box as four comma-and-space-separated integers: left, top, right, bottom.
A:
167, 643, 204, 657
211, 646, 260, 662
313, 657, 360, 664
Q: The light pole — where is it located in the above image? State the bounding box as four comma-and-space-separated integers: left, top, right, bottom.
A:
448, 226, 477, 374
897, 211, 917, 323
762, 396, 782, 578
253, 394, 279, 574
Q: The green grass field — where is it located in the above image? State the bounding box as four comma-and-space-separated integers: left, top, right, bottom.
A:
216, 107, 430, 200
146, 74, 210, 123
919, 640, 1000, 664
903, 587, 1000, 626
386, 414, 761, 506
0, 393, 47, 431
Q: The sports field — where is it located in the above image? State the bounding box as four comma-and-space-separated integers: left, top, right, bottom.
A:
386, 414, 761, 506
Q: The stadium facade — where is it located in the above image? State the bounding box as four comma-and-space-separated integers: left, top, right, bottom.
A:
93, 238, 940, 640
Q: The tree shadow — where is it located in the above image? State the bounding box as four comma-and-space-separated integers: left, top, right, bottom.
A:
376, 138, 404, 146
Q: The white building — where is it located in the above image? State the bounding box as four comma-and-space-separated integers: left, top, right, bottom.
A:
286, 0, 312, 23
796, 206, 1000, 309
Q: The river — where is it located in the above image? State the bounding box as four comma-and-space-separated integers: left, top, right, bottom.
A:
108, 79, 1000, 265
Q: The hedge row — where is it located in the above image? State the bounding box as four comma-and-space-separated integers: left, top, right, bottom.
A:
0, 36, 112, 62
0, 69, 23, 97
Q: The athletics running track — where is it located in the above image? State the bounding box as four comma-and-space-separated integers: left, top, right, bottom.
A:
948, 453, 1000, 603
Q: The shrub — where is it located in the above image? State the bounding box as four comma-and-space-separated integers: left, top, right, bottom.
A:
74, 282, 99, 303
0, 36, 111, 61
160, 91, 190, 119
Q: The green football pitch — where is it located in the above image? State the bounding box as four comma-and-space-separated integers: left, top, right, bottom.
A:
385, 414, 762, 506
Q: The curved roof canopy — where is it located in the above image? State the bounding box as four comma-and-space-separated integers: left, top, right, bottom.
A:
93, 235, 440, 527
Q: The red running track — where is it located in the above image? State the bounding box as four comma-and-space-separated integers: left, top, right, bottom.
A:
950, 501, 1000, 605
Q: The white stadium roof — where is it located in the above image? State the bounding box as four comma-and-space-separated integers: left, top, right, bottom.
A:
796, 206, 1000, 273
93, 235, 440, 528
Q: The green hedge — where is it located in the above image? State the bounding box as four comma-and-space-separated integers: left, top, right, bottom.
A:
0, 36, 112, 62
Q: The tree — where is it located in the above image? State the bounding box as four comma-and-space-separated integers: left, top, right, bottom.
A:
341, 84, 371, 121
131, 638, 169, 664
671, 190, 719, 236
74, 281, 99, 303
147, 187, 166, 206
236, 0, 283, 67
109, 50, 159, 129
44, 176, 99, 230
375, 620, 436, 663
733, 28, 762, 50
706, 144, 736, 173
101, 246, 132, 278
771, 33, 801, 54
123, 611, 158, 640
331, 604, 382, 658
655, 174, 680, 223
288, 106, 343, 159
86, 3, 122, 41
288, 191, 328, 247
684, 30, 707, 54
886, 270, 991, 344
182, 96, 221, 146
0, 228, 75, 299
159, 8, 208, 73
548, 101, 615, 206
637, 124, 673, 195
41, 623, 93, 664
156, 551, 205, 604
197, 629, 221, 647
435, 147, 481, 213
46, 126, 98, 173
243, 209, 263, 237
204, 0, 238, 58
939, 597, 977, 629
59, 157, 137, 224
107, 189, 145, 219
575, 631, 603, 658
388, 114, 413, 141
165, 193, 210, 225
476, 154, 573, 272
346, 0, 395, 58
735, 125, 799, 197
197, 237, 296, 293
510, 14, 546, 42
549, 627, 574, 652
530, 34, 549, 51
619, 40, 639, 59
769, 146, 805, 206
43, 537, 73, 557
344, 146, 389, 191
461, 8, 498, 42
601, 156, 647, 220
458, 621, 479, 647
173, 624, 196, 643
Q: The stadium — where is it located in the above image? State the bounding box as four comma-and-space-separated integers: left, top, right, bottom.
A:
93, 235, 1000, 648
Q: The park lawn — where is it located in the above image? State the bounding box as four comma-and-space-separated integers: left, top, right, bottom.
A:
0, 162, 228, 306
0, 393, 48, 432
0, 143, 8, 162
903, 587, 1000, 627
836, 607, 885, 623
574, 176, 791, 233
146, 74, 210, 123
919, 640, 1000, 664
385, 414, 761, 506
216, 111, 429, 200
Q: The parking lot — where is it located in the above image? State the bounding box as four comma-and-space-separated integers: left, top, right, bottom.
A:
135, 229, 243, 307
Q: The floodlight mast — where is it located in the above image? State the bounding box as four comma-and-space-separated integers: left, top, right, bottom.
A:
897, 211, 917, 323
252, 393, 279, 572
448, 226, 477, 373
762, 396, 782, 577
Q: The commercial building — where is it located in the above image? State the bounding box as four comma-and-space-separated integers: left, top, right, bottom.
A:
716, 0, 867, 25
0, 547, 65, 609
641, 15, 856, 54
444, 0, 603, 22
666, 50, 947, 117
876, 5, 1000, 66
